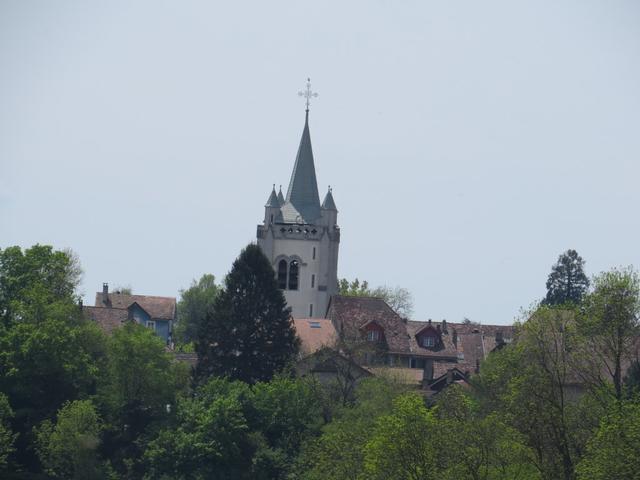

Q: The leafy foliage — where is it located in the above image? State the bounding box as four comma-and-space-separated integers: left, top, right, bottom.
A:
0, 393, 16, 471
576, 401, 640, 480
174, 274, 219, 345
35, 400, 103, 479
196, 244, 299, 384
544, 250, 589, 306
578, 267, 640, 401
98, 322, 189, 476
0, 245, 82, 326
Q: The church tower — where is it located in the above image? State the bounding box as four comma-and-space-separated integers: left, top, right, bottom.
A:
257, 80, 339, 318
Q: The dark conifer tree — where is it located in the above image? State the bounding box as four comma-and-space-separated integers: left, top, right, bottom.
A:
196, 244, 299, 383
544, 249, 589, 306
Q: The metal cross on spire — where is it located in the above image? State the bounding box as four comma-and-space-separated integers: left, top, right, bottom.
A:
298, 78, 318, 112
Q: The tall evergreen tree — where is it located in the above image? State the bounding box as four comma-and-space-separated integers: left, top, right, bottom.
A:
544, 249, 589, 306
196, 244, 299, 384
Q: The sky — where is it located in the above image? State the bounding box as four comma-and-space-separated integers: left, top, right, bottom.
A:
1, 0, 639, 325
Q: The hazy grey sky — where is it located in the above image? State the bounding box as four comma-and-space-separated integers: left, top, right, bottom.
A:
1, 1, 639, 324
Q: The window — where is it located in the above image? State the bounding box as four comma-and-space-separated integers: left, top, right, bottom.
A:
288, 260, 299, 290
277, 260, 288, 289
367, 330, 381, 342
309, 304, 313, 316
309, 321, 321, 328
270, 214, 274, 223
422, 336, 435, 347
146, 320, 156, 330
311, 274, 315, 288
312, 247, 316, 260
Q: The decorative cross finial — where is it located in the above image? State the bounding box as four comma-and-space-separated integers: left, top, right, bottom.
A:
298, 77, 318, 112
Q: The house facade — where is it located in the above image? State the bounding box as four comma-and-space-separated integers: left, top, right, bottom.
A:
84, 283, 176, 343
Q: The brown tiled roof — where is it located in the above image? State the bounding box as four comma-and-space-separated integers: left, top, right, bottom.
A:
326, 296, 410, 354
406, 321, 459, 360
293, 318, 337, 356
95, 292, 176, 320
83, 306, 128, 334
447, 322, 514, 370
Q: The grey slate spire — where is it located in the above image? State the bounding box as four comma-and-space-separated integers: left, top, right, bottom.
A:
282, 111, 321, 223
277, 186, 285, 206
265, 185, 280, 207
322, 187, 337, 211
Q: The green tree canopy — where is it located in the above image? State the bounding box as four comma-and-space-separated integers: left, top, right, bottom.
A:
0, 244, 82, 326
577, 401, 640, 480
544, 249, 589, 306
578, 267, 640, 401
35, 400, 104, 479
0, 393, 16, 472
196, 244, 299, 384
174, 273, 219, 344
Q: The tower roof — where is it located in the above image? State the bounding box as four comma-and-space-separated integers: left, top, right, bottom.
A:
277, 186, 285, 205
282, 111, 321, 223
265, 186, 281, 208
322, 188, 337, 211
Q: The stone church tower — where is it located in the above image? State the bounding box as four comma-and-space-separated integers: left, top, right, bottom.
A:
257, 97, 339, 318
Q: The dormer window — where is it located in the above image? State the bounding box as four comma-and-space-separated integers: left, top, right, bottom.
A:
367, 330, 381, 342
422, 336, 435, 348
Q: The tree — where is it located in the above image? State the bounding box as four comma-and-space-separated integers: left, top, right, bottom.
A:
98, 322, 189, 476
297, 378, 405, 480
435, 386, 538, 480
35, 400, 103, 479
576, 401, 640, 480
544, 250, 589, 306
144, 378, 253, 480
196, 244, 299, 384
578, 267, 640, 401
0, 245, 107, 472
363, 393, 441, 480
474, 308, 596, 480
174, 273, 219, 344
339, 278, 414, 318
0, 393, 16, 472
0, 245, 82, 326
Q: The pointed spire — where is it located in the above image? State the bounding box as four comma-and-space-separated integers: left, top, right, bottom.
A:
283, 111, 321, 223
277, 185, 285, 205
322, 186, 337, 211
265, 184, 280, 208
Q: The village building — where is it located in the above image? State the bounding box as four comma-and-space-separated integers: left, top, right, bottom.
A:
256, 80, 339, 319
83, 283, 176, 344
295, 294, 513, 394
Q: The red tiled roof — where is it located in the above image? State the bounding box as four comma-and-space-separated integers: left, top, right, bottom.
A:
406, 320, 459, 360
326, 296, 411, 354
293, 318, 337, 356
83, 306, 128, 334
95, 292, 176, 320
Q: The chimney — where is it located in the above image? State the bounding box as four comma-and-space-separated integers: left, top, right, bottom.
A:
453, 329, 458, 348
102, 283, 109, 306
428, 318, 432, 326
442, 319, 448, 334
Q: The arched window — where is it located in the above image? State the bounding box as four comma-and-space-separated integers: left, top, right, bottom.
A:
288, 260, 299, 290
277, 260, 288, 290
